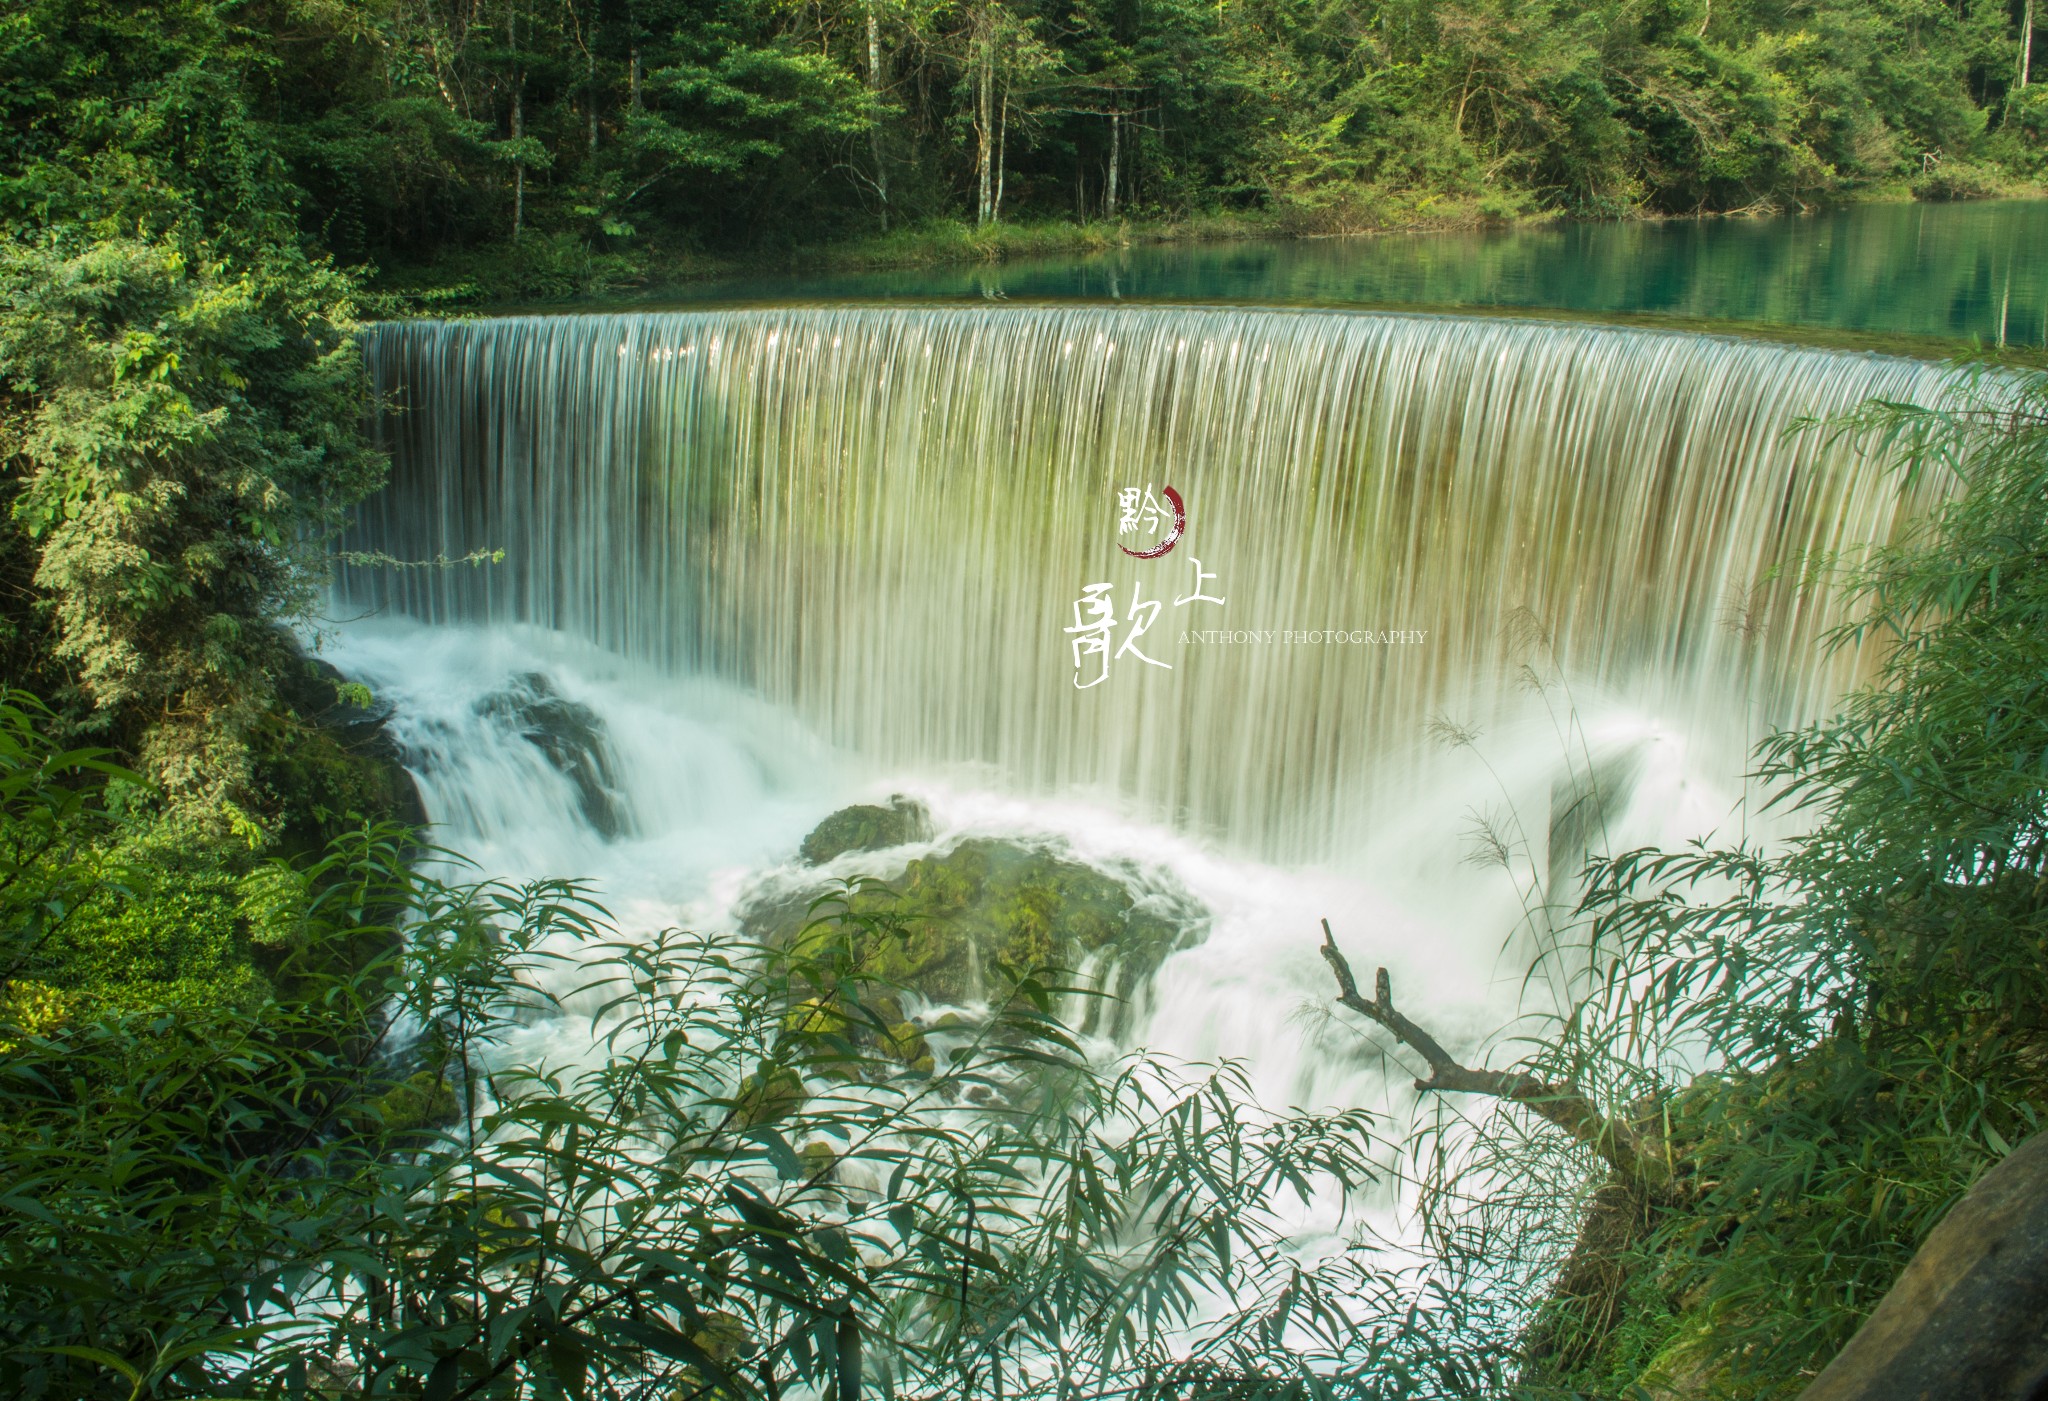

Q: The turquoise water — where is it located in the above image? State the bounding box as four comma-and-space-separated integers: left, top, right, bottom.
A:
659, 200, 2048, 346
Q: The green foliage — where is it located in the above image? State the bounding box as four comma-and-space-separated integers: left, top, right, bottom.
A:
0, 689, 309, 1028
8, 0, 2036, 313
0, 239, 383, 817
1504, 363, 2048, 1393
0, 5, 391, 824
1911, 155, 2013, 199
0, 690, 1461, 1401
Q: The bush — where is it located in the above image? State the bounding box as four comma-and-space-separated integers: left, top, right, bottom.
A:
2, 687, 1495, 1400
1910, 158, 2010, 200
0, 239, 383, 822
1502, 361, 2048, 1392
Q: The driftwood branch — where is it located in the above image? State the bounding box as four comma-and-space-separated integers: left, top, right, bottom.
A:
1318, 919, 1667, 1187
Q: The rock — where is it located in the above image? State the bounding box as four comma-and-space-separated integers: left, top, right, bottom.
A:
268, 647, 428, 843
1798, 1129, 2048, 1401
799, 795, 934, 864
371, 1069, 459, 1142
477, 672, 630, 839
1548, 743, 1646, 903
741, 822, 1205, 1043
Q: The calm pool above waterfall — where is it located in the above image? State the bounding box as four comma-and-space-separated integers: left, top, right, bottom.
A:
631, 199, 2048, 349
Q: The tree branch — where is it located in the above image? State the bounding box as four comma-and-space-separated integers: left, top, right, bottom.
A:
1318, 920, 1668, 1187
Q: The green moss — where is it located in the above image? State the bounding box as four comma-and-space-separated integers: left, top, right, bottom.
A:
744, 811, 1205, 1043
798, 795, 933, 865
731, 1065, 808, 1129
371, 1069, 460, 1140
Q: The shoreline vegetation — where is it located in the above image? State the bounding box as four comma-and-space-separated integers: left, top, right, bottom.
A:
447, 201, 2048, 371
382, 181, 2048, 315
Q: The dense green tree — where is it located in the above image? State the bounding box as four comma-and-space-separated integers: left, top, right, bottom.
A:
0, 3, 387, 829
9, 0, 2027, 303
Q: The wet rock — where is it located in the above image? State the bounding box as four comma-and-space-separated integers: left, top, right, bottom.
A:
477, 672, 630, 839
742, 819, 1206, 1042
799, 795, 934, 864
1548, 743, 1646, 904
269, 648, 429, 841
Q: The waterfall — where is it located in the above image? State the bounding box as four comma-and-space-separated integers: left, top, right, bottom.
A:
330, 305, 1969, 1315
342, 307, 1952, 860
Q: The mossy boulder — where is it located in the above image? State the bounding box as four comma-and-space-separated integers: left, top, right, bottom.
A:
799, 795, 934, 864
742, 810, 1206, 1042
370, 1069, 461, 1142
263, 648, 428, 854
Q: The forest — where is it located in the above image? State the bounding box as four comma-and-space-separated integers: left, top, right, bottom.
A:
5, 0, 2045, 303
3, 0, 2048, 1398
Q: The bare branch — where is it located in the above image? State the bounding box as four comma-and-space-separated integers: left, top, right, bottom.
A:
1318, 920, 1668, 1188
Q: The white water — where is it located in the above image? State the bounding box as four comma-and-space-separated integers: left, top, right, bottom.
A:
318, 609, 1744, 1330
327, 304, 1952, 1285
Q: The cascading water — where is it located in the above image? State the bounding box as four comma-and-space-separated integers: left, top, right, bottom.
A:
343, 307, 1950, 861
326, 304, 1958, 1309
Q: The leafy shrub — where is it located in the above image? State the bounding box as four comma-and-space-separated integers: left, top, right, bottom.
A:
0, 238, 384, 821
3, 686, 1532, 1400
1911, 158, 2009, 200
1502, 362, 2048, 1392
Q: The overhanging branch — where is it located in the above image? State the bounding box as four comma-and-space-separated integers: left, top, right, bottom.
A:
1318, 919, 1668, 1187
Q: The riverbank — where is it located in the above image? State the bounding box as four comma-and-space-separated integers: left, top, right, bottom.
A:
368, 172, 2044, 319
381, 198, 2048, 359
369, 210, 1302, 312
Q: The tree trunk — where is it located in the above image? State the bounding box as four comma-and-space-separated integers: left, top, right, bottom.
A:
511, 91, 524, 239
976, 12, 995, 226
867, 3, 889, 229
510, 6, 524, 242
994, 89, 1008, 223
2023, 0, 2035, 89
836, 1310, 863, 1401
587, 48, 598, 152
629, 46, 642, 108
1106, 107, 1121, 220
